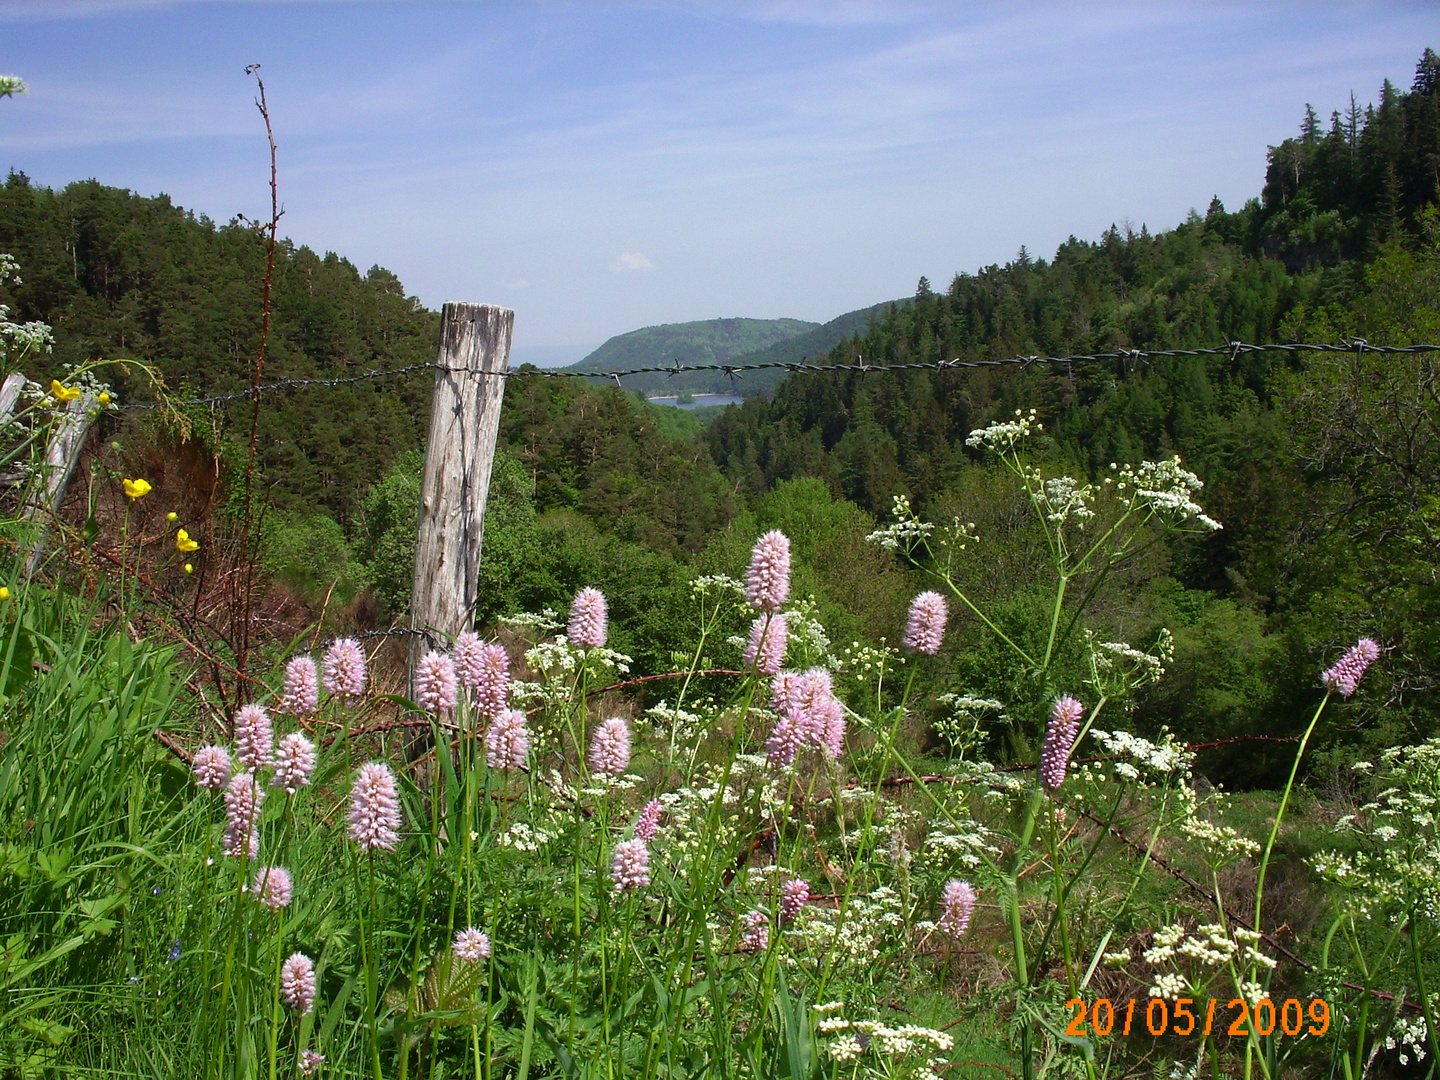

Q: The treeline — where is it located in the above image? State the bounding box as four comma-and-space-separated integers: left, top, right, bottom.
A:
1, 52, 1437, 786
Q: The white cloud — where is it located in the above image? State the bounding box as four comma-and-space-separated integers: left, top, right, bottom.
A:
610, 251, 655, 272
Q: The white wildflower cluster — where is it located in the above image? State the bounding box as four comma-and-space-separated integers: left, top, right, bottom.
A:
1385, 1013, 1431, 1067
1029, 471, 1097, 529
1090, 727, 1193, 786
817, 1011, 954, 1080
1311, 738, 1440, 916
1087, 629, 1174, 697
1112, 457, 1222, 531
782, 598, 837, 668
1180, 816, 1261, 863
865, 495, 936, 551
837, 640, 897, 679
1150, 973, 1189, 1001
657, 772, 743, 866
639, 700, 704, 745
788, 886, 905, 971
918, 822, 1001, 871
499, 608, 563, 634
689, 573, 745, 599
1137, 923, 1275, 1001
933, 694, 1005, 752
496, 820, 562, 852
965, 408, 1040, 453
1103, 948, 1132, 966
0, 254, 53, 367
525, 638, 631, 680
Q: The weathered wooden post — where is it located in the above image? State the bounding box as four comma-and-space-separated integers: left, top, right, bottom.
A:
23, 389, 97, 575
0, 372, 26, 426
408, 303, 513, 687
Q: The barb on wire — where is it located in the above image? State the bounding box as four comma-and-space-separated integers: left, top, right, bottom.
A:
112, 341, 1440, 412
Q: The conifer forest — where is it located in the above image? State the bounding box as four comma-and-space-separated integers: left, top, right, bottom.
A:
1, 44, 1439, 1080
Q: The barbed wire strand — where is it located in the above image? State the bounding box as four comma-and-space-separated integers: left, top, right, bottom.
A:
111, 339, 1438, 411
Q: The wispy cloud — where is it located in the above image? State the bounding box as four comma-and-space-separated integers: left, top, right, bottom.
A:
611, 252, 655, 272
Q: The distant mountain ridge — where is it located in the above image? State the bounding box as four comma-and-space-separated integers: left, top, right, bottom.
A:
569, 317, 816, 395
568, 301, 908, 397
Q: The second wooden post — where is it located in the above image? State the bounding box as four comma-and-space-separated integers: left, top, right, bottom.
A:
409, 302, 513, 686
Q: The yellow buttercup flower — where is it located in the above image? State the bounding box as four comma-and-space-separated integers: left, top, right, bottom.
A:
0, 586, 10, 601
167, 511, 178, 522
97, 392, 111, 407
122, 478, 152, 500
183, 563, 193, 575
50, 379, 81, 402
176, 528, 199, 554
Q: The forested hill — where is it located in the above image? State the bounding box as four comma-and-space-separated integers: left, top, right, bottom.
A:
0, 172, 439, 522
567, 316, 816, 396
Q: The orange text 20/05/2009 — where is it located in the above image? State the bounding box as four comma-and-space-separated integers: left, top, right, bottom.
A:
1065, 997, 1331, 1040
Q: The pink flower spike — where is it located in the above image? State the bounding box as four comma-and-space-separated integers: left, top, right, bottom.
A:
223, 772, 264, 859
938, 880, 976, 940
280, 656, 319, 717
252, 865, 293, 909
234, 703, 273, 772
780, 878, 808, 923
416, 649, 458, 714
453, 631, 484, 690
568, 587, 608, 649
192, 745, 231, 790
485, 708, 530, 771
322, 638, 367, 703
299, 1050, 325, 1076
903, 591, 948, 655
611, 837, 650, 891
348, 762, 402, 852
473, 643, 510, 720
453, 926, 491, 962
1322, 638, 1380, 698
765, 712, 805, 768
280, 952, 316, 1015
588, 717, 632, 777
744, 613, 788, 676
739, 909, 770, 953
746, 530, 791, 612
272, 732, 317, 794
634, 799, 662, 841
1040, 695, 1085, 792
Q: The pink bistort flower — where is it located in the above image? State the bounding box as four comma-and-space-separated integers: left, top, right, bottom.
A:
416, 649, 458, 714
453, 926, 492, 962
743, 613, 788, 676
223, 772, 264, 859
634, 799, 662, 842
322, 637, 366, 702
299, 1050, 325, 1076
485, 708, 530, 771
746, 530, 791, 612
348, 762, 401, 852
568, 587, 608, 649
903, 591, 948, 655
739, 909, 770, 952
1322, 638, 1380, 698
473, 642, 510, 719
938, 880, 976, 940
780, 878, 809, 923
234, 703, 273, 772
280, 952, 316, 1015
272, 732, 317, 794
252, 865, 293, 910
610, 837, 650, 891
280, 656, 319, 717
1040, 695, 1085, 792
588, 717, 632, 776
192, 745, 231, 790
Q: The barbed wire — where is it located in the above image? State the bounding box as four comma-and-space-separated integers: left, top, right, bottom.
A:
113, 339, 1439, 411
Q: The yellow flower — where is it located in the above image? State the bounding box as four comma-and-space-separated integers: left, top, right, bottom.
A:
122, 478, 152, 500
176, 528, 199, 554
97, 392, 111, 407
0, 586, 10, 601
183, 563, 193, 575
50, 379, 81, 402
167, 511, 178, 522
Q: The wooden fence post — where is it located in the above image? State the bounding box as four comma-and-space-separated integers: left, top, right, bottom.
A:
23, 390, 97, 575
0, 372, 26, 426
409, 303, 513, 686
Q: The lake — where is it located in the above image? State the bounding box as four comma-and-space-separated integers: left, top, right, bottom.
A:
647, 394, 746, 410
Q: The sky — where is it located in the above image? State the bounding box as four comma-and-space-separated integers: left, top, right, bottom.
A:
0, 1, 1434, 365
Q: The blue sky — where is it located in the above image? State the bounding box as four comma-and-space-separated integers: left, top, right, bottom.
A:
0, 1, 1434, 364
